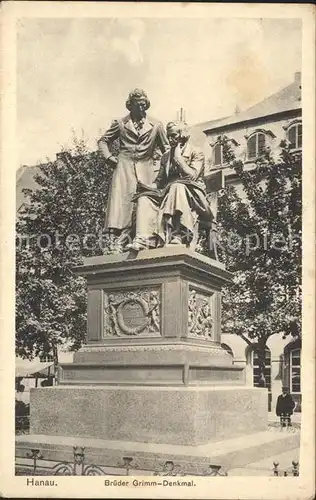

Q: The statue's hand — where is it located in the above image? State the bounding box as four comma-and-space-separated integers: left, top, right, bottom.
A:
173, 143, 182, 160
107, 155, 118, 168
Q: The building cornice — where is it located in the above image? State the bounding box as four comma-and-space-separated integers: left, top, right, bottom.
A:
203, 108, 302, 136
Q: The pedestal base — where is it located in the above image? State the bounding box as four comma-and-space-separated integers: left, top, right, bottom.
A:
20, 249, 275, 476
60, 343, 245, 386
16, 429, 300, 476
30, 385, 267, 446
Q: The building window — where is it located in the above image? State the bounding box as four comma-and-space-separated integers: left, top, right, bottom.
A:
212, 137, 239, 166
251, 348, 272, 411
39, 354, 54, 363
287, 123, 302, 149
247, 132, 266, 160
290, 348, 301, 393
253, 348, 271, 390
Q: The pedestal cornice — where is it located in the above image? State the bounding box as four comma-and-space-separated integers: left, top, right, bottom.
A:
72, 247, 233, 287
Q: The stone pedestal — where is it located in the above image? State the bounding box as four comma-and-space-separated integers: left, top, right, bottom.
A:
60, 246, 241, 386
30, 385, 266, 446
24, 247, 269, 470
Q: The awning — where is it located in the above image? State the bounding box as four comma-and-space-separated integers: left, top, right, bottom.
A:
15, 359, 54, 378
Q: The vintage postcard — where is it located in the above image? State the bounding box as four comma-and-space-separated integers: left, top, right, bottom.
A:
1, 2, 315, 499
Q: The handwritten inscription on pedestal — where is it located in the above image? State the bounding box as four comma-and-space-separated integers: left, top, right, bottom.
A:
104, 288, 161, 337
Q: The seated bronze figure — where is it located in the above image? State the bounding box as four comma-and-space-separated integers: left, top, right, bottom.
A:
127, 121, 217, 256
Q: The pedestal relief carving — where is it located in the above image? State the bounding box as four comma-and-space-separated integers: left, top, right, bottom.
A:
188, 289, 213, 340
104, 288, 161, 337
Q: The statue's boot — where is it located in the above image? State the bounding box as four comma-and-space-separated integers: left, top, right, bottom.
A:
125, 235, 156, 252
169, 234, 182, 245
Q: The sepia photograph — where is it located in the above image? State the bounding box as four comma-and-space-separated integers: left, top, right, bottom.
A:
1, 2, 315, 499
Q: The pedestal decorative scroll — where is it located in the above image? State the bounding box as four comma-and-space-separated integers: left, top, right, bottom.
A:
104, 288, 161, 337
188, 289, 213, 340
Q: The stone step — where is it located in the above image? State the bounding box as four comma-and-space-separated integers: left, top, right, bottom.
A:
228, 447, 300, 476
16, 428, 300, 475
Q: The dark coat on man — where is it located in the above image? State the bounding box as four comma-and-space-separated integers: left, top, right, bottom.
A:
276, 393, 296, 416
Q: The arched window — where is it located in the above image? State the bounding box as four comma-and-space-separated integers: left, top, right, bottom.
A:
290, 348, 301, 393
252, 348, 271, 390
287, 123, 302, 150
283, 339, 301, 412
249, 347, 272, 411
212, 137, 239, 167
247, 132, 266, 160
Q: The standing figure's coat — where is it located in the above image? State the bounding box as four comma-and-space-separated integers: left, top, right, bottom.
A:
98, 115, 169, 232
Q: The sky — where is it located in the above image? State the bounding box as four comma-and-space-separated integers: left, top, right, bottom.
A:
17, 17, 302, 166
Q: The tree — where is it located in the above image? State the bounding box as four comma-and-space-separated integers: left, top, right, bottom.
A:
215, 137, 302, 387
16, 135, 116, 366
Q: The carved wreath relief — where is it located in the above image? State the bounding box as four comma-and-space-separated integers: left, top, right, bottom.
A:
188, 289, 213, 340
104, 288, 161, 337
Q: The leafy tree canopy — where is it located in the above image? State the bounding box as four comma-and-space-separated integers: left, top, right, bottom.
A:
16, 136, 114, 362
213, 137, 301, 385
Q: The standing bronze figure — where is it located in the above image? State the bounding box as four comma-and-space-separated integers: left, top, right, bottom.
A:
98, 88, 169, 252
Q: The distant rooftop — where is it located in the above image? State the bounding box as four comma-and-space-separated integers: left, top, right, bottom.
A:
203, 72, 301, 134
16, 165, 41, 211
16, 152, 95, 212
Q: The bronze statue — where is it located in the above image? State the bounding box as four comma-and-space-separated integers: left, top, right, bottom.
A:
98, 88, 169, 252
127, 121, 214, 252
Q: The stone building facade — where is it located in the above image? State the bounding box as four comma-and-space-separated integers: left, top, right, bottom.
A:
191, 72, 302, 413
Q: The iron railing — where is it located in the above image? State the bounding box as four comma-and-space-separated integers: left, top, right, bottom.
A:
16, 446, 227, 476
15, 446, 299, 477
273, 460, 299, 477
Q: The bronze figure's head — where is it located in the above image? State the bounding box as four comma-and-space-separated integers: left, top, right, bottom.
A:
126, 88, 150, 119
166, 120, 190, 148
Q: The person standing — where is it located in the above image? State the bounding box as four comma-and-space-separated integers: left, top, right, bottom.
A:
276, 386, 296, 427
98, 88, 169, 252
